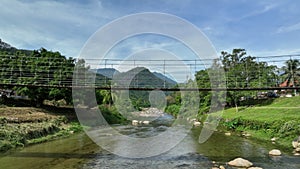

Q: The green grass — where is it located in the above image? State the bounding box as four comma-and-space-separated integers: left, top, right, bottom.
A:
214, 96, 300, 149
27, 122, 83, 145
223, 107, 299, 122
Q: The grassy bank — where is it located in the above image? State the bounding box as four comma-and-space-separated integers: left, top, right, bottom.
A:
0, 104, 128, 153
214, 97, 300, 149
0, 106, 83, 153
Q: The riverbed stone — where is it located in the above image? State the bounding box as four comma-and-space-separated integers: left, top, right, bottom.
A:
269, 149, 281, 156
228, 158, 253, 168
292, 136, 300, 149
294, 152, 300, 156
189, 118, 197, 122
242, 133, 251, 137
132, 120, 138, 126
292, 140, 298, 148
143, 121, 150, 125
219, 165, 225, 169
193, 121, 201, 127
225, 132, 231, 136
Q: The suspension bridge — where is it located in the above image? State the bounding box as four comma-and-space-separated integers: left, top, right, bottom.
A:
0, 54, 300, 92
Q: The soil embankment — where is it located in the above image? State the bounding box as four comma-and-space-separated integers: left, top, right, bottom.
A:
0, 106, 80, 153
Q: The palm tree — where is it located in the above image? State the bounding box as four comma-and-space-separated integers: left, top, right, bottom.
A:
281, 59, 300, 95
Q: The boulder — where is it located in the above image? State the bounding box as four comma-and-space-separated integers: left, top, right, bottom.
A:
271, 137, 276, 142
295, 147, 300, 152
228, 158, 253, 168
248, 167, 263, 169
225, 132, 231, 136
294, 153, 300, 156
190, 118, 197, 122
242, 133, 251, 137
292, 140, 298, 148
269, 149, 281, 156
143, 121, 150, 125
132, 120, 139, 126
219, 165, 225, 169
193, 121, 201, 127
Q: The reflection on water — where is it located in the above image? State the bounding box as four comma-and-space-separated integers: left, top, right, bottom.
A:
0, 115, 300, 169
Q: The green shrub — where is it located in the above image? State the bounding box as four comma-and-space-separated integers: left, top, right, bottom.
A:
278, 120, 300, 137
0, 140, 13, 152
68, 122, 83, 133
223, 118, 241, 130
165, 104, 180, 117
98, 105, 127, 124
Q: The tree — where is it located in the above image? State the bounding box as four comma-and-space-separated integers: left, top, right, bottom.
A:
281, 59, 300, 87
220, 49, 278, 111
280, 59, 300, 95
195, 69, 211, 114
98, 90, 113, 106
221, 49, 251, 111
0, 48, 77, 106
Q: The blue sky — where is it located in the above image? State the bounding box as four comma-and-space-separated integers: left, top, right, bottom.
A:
1, 0, 300, 61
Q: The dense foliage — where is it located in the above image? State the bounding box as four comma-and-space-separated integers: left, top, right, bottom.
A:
194, 49, 280, 114
0, 48, 75, 106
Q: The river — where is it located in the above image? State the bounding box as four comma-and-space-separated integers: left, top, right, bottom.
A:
0, 114, 299, 169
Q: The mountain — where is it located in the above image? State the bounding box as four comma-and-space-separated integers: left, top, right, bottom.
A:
0, 39, 14, 49
153, 72, 177, 85
112, 67, 177, 108
93, 67, 177, 87
0, 39, 32, 55
113, 67, 176, 88
91, 68, 120, 79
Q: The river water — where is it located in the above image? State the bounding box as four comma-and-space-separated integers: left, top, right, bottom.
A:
0, 114, 299, 169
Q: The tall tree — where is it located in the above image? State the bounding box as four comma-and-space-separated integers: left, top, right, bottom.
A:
281, 59, 300, 87
221, 49, 278, 111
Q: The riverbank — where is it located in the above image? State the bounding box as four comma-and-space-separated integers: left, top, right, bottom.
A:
210, 97, 300, 152
0, 106, 82, 153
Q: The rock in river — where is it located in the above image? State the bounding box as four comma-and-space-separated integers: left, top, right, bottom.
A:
143, 121, 150, 125
193, 121, 201, 127
228, 157, 253, 168
269, 149, 281, 156
132, 120, 139, 126
292, 136, 300, 148
225, 132, 231, 136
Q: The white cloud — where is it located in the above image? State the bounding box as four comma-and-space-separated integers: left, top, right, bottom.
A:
0, 0, 118, 57
1, 0, 300, 63
240, 3, 277, 20
277, 22, 300, 34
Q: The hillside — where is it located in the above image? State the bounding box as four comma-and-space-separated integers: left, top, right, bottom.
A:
153, 72, 177, 85
110, 67, 177, 108
91, 68, 120, 79
0, 39, 33, 56
216, 97, 300, 148
93, 67, 177, 88
114, 67, 176, 88
0, 39, 14, 49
